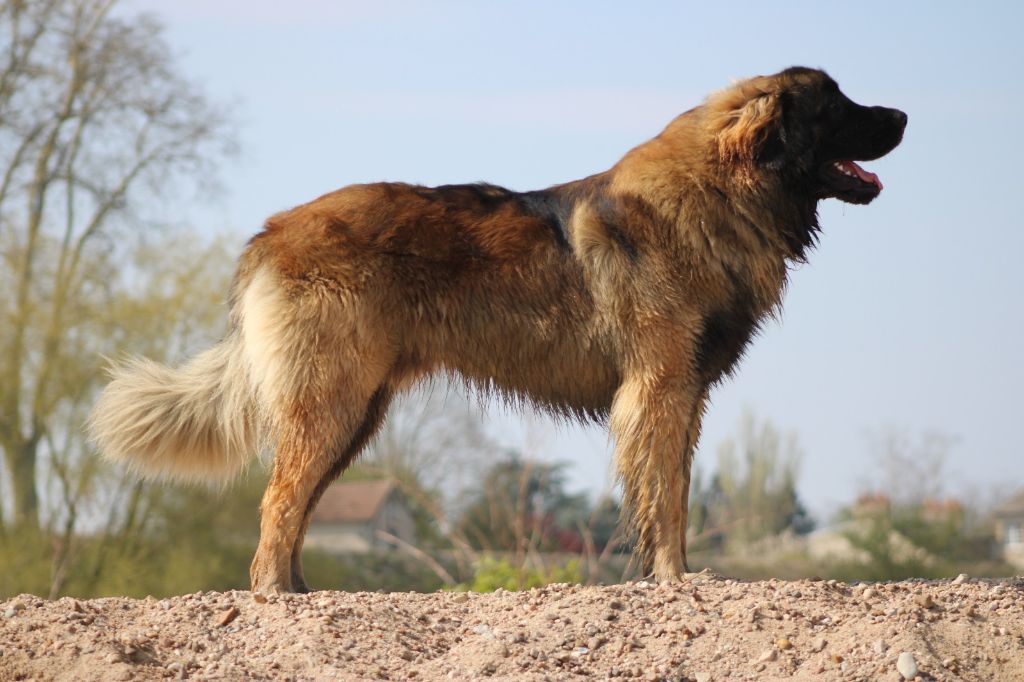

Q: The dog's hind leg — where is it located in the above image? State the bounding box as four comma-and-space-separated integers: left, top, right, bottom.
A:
249, 365, 393, 593
611, 372, 703, 582
242, 268, 396, 593
287, 388, 393, 592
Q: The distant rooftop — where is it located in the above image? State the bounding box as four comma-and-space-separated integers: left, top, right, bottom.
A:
994, 491, 1024, 518
311, 480, 396, 524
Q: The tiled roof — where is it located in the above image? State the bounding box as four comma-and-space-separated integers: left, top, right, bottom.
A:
995, 491, 1024, 517
311, 479, 395, 523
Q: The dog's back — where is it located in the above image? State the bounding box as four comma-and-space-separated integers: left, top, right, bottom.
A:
242, 181, 622, 414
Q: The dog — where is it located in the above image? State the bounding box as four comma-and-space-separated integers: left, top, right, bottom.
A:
89, 67, 906, 592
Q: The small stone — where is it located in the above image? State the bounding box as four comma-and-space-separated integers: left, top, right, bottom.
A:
105, 653, 121, 664
217, 606, 240, 627
810, 637, 827, 653
252, 593, 267, 604
758, 648, 777, 663
777, 638, 792, 650
952, 573, 968, 585
873, 639, 887, 655
915, 594, 935, 609
896, 652, 918, 680
471, 624, 495, 640
862, 587, 876, 600
694, 673, 711, 682
453, 592, 469, 603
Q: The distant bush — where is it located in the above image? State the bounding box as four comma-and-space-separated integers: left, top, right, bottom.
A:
302, 550, 447, 593
458, 556, 581, 592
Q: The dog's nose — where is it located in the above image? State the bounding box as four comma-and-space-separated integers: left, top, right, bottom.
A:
891, 109, 908, 129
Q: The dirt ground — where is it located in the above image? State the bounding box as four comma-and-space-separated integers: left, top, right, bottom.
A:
2, 573, 1022, 681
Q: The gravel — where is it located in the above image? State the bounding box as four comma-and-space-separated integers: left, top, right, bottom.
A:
1, 575, 1022, 680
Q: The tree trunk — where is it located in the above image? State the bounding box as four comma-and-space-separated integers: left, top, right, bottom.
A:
4, 441, 39, 529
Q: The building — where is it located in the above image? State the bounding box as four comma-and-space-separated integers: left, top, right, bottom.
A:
304, 479, 418, 554
994, 491, 1024, 569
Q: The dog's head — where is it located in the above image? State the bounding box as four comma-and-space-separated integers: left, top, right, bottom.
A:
707, 67, 907, 205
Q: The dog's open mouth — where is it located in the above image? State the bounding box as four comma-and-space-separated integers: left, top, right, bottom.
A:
821, 159, 883, 204
830, 160, 882, 190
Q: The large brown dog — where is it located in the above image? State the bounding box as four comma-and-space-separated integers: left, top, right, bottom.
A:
89, 67, 906, 592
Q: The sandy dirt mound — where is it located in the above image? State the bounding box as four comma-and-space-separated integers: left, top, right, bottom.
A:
2, 574, 1022, 681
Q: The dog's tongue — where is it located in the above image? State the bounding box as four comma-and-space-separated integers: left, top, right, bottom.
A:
839, 160, 883, 190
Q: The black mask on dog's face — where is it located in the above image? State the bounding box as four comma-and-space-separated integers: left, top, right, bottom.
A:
767, 72, 907, 205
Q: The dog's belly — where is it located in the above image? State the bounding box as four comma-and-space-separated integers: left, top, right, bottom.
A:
392, 270, 620, 419
445, 323, 620, 421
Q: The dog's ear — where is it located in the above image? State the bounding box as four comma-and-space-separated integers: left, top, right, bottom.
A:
717, 92, 783, 166
706, 81, 785, 170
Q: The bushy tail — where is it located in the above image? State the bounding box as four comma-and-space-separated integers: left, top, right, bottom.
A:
88, 331, 264, 484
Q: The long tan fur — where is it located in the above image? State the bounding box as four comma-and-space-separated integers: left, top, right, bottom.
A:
89, 67, 906, 592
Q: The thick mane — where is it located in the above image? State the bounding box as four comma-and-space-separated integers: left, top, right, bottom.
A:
606, 68, 825, 263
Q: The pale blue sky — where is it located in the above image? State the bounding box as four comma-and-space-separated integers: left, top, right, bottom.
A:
131, 0, 1024, 519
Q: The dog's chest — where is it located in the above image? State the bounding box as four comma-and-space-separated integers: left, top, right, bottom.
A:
694, 262, 785, 385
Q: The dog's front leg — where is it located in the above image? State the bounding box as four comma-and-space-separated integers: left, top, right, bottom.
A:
610, 374, 704, 581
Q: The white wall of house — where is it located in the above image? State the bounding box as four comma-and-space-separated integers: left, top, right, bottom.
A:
377, 497, 416, 547
305, 493, 418, 555
304, 522, 375, 553
997, 519, 1024, 569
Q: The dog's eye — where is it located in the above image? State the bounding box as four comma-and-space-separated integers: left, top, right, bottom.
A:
821, 99, 842, 118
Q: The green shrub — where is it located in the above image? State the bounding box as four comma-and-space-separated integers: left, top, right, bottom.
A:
458, 556, 581, 592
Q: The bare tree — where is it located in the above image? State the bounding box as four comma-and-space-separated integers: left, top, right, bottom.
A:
862, 428, 956, 505
360, 384, 493, 499
692, 410, 813, 549
49, 236, 235, 596
0, 0, 233, 528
